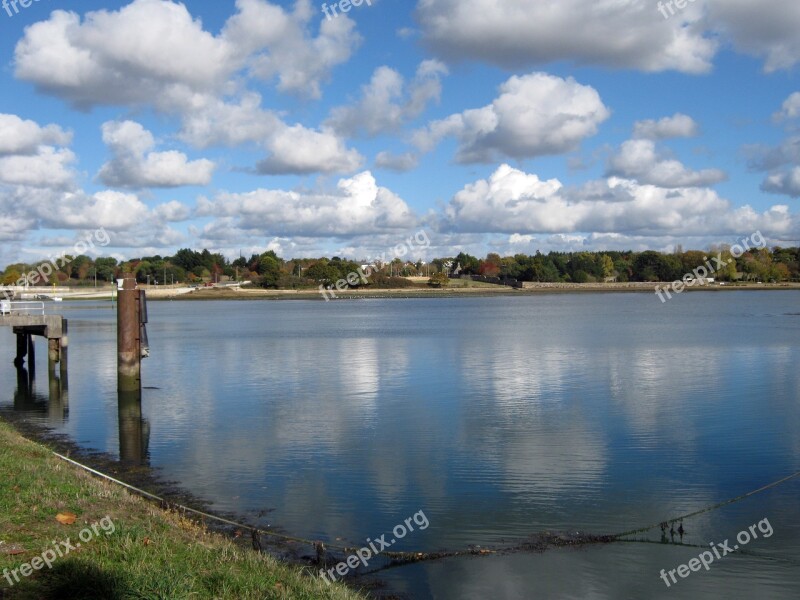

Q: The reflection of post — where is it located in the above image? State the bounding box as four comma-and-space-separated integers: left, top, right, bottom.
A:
59, 319, 68, 382
118, 277, 141, 392
118, 389, 149, 465
14, 366, 30, 407
27, 334, 35, 378
47, 372, 68, 425
14, 333, 27, 367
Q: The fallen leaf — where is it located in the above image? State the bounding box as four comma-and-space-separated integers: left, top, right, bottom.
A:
0, 543, 26, 556
55, 512, 77, 525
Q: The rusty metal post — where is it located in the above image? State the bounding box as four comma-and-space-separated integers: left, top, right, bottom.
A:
117, 277, 141, 392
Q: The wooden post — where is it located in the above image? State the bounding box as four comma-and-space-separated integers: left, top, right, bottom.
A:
117, 277, 141, 392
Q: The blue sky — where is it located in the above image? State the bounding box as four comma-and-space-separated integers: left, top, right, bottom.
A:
0, 0, 799, 266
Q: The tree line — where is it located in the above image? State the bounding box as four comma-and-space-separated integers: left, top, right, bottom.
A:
2, 245, 799, 289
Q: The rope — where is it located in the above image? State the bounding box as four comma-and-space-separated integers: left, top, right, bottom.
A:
52, 451, 800, 567
612, 469, 800, 539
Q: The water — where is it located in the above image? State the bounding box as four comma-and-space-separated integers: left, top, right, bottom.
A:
2, 292, 799, 598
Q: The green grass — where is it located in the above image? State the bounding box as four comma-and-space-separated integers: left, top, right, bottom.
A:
0, 420, 367, 599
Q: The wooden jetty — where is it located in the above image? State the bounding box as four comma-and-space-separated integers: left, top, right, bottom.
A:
0, 301, 67, 380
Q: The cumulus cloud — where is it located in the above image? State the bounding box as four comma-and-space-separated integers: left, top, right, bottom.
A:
256, 125, 363, 175
412, 72, 609, 163
196, 171, 416, 236
416, 0, 716, 74
98, 120, 215, 188
633, 114, 699, 140
607, 139, 727, 188
45, 190, 151, 229
224, 0, 361, 99
11, 1, 361, 177
13, 0, 359, 109
14, 1, 232, 109
176, 92, 284, 148
417, 0, 800, 74
154, 200, 193, 222
706, 0, 800, 72
0, 147, 77, 190
326, 60, 448, 137
0, 114, 72, 155
748, 92, 800, 198
442, 164, 793, 239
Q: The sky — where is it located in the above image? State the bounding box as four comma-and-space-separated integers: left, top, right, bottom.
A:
1, 0, 799, 267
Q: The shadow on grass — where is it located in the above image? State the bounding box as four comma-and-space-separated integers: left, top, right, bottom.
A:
2, 559, 130, 600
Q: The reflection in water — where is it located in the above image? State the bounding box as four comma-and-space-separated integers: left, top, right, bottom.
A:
14, 365, 68, 425
118, 389, 150, 465
3, 295, 800, 599
47, 368, 69, 425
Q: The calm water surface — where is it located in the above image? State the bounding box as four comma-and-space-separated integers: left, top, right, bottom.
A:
2, 292, 799, 598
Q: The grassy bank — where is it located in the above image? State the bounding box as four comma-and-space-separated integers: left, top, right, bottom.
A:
0, 420, 366, 600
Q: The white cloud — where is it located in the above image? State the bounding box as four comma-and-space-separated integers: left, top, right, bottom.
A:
176, 92, 284, 148
97, 120, 215, 188
196, 171, 417, 236
14, 2, 233, 109
443, 164, 792, 238
154, 200, 193, 222
256, 125, 363, 175
417, 0, 715, 74
375, 151, 419, 172
608, 139, 726, 188
633, 114, 699, 140
42, 190, 150, 229
14, 0, 360, 108
412, 72, 610, 163
706, 0, 800, 72
0, 147, 76, 190
225, 0, 361, 99
0, 114, 72, 155
417, 0, 800, 74
326, 60, 448, 137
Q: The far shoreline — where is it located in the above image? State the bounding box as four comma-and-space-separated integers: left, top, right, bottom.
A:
144, 281, 800, 301
22, 281, 800, 302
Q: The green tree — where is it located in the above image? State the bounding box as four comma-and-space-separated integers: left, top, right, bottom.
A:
259, 255, 282, 288
599, 254, 615, 280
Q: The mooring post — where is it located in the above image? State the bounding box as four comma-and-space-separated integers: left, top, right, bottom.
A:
117, 277, 141, 392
